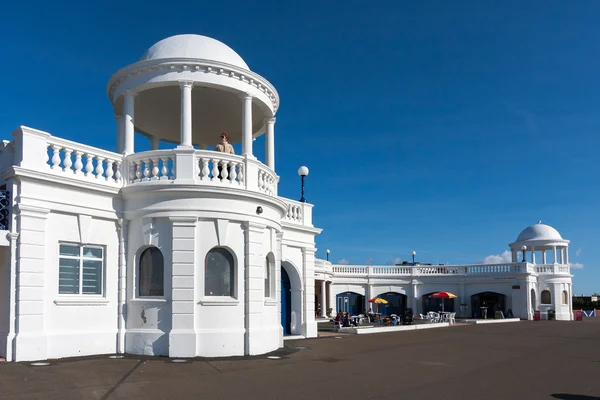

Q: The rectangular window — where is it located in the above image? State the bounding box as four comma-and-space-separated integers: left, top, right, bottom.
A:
59, 244, 104, 295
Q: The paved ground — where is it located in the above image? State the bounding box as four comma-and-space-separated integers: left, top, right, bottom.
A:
1, 319, 599, 400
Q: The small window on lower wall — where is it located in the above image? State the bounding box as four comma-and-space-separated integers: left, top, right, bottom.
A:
541, 290, 552, 305
562, 290, 568, 305
139, 247, 164, 297
59, 244, 103, 295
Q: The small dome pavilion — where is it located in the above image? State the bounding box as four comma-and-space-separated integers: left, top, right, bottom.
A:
509, 221, 570, 264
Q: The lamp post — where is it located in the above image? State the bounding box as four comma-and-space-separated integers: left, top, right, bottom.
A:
298, 166, 309, 203
412, 250, 416, 264
521, 245, 527, 262
326, 249, 330, 261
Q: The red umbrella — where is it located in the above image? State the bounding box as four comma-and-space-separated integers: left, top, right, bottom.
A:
428, 292, 457, 312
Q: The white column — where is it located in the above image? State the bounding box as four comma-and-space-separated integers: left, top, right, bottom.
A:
553, 246, 557, 264
531, 248, 536, 264
265, 117, 275, 170
241, 93, 253, 157
511, 249, 517, 263
320, 280, 326, 317
179, 81, 193, 147
565, 247, 569, 265
542, 250, 547, 264
124, 91, 136, 154
150, 137, 159, 151
115, 114, 124, 153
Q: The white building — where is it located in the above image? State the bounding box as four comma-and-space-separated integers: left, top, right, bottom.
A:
0, 34, 573, 362
315, 221, 574, 323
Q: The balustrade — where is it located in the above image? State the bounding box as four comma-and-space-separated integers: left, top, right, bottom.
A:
128, 152, 175, 183
46, 137, 123, 184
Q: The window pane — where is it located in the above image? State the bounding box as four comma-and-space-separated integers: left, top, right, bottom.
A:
205, 248, 234, 297
59, 258, 80, 294
82, 260, 102, 294
264, 256, 270, 297
139, 247, 164, 297
60, 244, 80, 257
83, 247, 103, 259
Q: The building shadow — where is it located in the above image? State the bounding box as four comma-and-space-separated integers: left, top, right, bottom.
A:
551, 394, 600, 400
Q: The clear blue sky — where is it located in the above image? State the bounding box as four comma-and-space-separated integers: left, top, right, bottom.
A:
2, 1, 598, 294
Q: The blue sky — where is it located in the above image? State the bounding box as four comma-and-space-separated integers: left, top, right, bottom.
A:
2, 1, 599, 294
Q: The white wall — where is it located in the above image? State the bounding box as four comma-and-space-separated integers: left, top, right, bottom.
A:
44, 212, 119, 359
0, 247, 11, 358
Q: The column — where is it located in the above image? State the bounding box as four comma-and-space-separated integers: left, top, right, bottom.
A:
511, 249, 517, 263
565, 247, 569, 265
411, 280, 419, 315
265, 117, 275, 170
116, 219, 128, 354
302, 247, 317, 338
124, 91, 136, 154
150, 137, 159, 151
244, 222, 267, 355
542, 250, 547, 264
179, 81, 193, 147
115, 114, 124, 153
531, 248, 536, 264
14, 205, 50, 361
559, 248, 564, 264
320, 280, 327, 317
459, 283, 466, 317
169, 217, 197, 357
553, 246, 557, 264
241, 93, 253, 157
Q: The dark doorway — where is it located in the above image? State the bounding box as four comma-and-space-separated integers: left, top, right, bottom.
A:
471, 292, 506, 318
281, 267, 291, 335
336, 292, 365, 316
422, 292, 455, 314
377, 292, 407, 316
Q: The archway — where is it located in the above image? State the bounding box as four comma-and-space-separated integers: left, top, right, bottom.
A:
376, 292, 407, 316
281, 261, 302, 336
471, 292, 506, 318
422, 292, 456, 314
335, 292, 365, 316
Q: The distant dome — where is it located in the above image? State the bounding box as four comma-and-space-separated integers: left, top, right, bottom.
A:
516, 222, 563, 242
139, 34, 249, 70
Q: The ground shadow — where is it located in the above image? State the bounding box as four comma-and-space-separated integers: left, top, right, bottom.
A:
551, 394, 600, 400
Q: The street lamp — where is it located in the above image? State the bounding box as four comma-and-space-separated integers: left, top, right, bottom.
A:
298, 166, 309, 203
521, 245, 527, 262
326, 249, 330, 261
412, 250, 416, 264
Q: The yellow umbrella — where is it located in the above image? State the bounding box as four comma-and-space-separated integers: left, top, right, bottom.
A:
369, 297, 388, 304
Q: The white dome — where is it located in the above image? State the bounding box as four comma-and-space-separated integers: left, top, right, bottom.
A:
516, 222, 563, 242
139, 34, 249, 70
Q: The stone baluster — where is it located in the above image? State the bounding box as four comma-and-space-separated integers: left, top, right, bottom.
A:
160, 158, 168, 179
95, 157, 105, 179
106, 159, 114, 182
73, 151, 83, 175
211, 158, 219, 181
84, 154, 94, 176
135, 162, 142, 181
200, 158, 209, 180
51, 145, 61, 169
220, 160, 228, 180
63, 149, 73, 172
151, 158, 159, 179
143, 160, 150, 180
238, 163, 244, 184
229, 161, 237, 183
115, 160, 122, 183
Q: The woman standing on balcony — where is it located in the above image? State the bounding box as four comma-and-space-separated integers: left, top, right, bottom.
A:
214, 132, 234, 154
214, 132, 234, 180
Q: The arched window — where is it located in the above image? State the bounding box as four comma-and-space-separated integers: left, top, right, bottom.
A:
139, 247, 164, 297
205, 248, 235, 297
541, 290, 552, 304
562, 290, 568, 305
264, 253, 275, 298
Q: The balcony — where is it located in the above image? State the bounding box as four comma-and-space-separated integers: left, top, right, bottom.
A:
328, 262, 572, 278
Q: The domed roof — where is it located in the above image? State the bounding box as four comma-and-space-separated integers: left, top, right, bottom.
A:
139, 34, 249, 70
516, 222, 563, 242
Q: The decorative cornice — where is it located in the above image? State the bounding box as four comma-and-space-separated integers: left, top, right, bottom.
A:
107, 59, 279, 111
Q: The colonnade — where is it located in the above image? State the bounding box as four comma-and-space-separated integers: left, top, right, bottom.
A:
511, 246, 569, 264
114, 82, 276, 170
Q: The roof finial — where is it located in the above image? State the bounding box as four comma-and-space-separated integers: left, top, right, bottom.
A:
537, 220, 542, 224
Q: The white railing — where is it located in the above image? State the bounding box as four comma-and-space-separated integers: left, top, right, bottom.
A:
284, 201, 303, 223
46, 136, 124, 185
315, 259, 333, 274
128, 151, 175, 183
328, 262, 569, 278
534, 264, 571, 275
196, 152, 244, 186
281, 198, 313, 227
